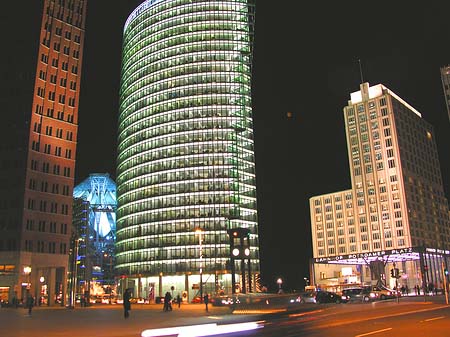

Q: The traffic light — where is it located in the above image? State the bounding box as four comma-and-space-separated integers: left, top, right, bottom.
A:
390, 269, 395, 278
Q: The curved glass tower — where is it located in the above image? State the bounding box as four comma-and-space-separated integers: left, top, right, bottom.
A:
116, 0, 259, 298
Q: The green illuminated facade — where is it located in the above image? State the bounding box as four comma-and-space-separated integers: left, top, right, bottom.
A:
116, 0, 259, 298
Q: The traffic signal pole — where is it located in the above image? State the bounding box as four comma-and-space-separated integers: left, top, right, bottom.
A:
392, 263, 399, 304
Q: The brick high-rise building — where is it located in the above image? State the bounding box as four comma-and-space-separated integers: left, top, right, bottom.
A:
0, 0, 87, 305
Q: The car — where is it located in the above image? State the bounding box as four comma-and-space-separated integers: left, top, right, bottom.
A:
298, 291, 317, 303
341, 287, 378, 303
315, 290, 341, 304
296, 291, 340, 304
368, 286, 398, 300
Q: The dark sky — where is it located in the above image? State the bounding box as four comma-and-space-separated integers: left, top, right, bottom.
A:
76, 1, 450, 290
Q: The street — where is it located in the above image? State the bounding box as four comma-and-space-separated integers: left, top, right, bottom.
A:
0, 295, 448, 337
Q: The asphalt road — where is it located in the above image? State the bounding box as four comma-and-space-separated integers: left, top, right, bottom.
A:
0, 295, 448, 337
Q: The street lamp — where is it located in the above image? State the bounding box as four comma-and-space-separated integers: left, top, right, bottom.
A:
195, 228, 203, 303
277, 278, 283, 294
24, 266, 32, 290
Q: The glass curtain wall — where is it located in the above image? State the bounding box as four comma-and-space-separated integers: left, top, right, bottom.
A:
115, 0, 259, 295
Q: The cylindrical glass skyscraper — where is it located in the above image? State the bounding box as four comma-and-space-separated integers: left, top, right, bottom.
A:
116, 0, 259, 299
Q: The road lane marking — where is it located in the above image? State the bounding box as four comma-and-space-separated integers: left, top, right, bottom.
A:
422, 316, 444, 322
355, 327, 392, 337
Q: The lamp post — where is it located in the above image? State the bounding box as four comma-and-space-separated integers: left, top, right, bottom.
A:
195, 228, 203, 303
277, 278, 283, 294
24, 266, 32, 290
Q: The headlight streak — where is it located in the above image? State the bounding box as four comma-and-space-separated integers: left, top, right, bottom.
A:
141, 321, 264, 337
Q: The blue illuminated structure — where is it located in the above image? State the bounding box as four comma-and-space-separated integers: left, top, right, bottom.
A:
73, 173, 117, 286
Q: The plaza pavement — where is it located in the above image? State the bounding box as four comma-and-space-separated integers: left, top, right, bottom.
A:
0, 302, 258, 337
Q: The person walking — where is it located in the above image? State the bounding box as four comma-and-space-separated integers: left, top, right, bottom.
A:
176, 294, 181, 308
26, 291, 34, 316
123, 288, 131, 319
203, 293, 209, 312
164, 291, 172, 311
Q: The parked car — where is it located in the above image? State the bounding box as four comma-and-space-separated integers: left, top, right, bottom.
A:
298, 291, 317, 303
315, 291, 341, 304
297, 291, 340, 304
341, 287, 378, 303
368, 286, 398, 300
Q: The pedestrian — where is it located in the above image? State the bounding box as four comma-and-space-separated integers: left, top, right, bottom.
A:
164, 291, 172, 311
123, 288, 131, 319
405, 285, 409, 296
203, 293, 209, 312
176, 294, 181, 308
26, 291, 34, 316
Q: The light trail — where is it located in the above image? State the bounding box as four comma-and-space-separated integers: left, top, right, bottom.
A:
141, 321, 264, 337
355, 327, 392, 337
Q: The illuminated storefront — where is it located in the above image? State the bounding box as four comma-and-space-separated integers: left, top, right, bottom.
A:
116, 0, 259, 300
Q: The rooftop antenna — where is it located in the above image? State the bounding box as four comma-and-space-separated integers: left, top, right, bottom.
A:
358, 59, 364, 84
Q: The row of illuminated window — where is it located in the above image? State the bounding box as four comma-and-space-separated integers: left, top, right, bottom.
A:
124, 30, 249, 72
121, 69, 250, 106
119, 104, 251, 143
116, 258, 260, 275
122, 51, 249, 97
118, 142, 243, 171
116, 153, 245, 184
125, 0, 249, 47
117, 168, 255, 197
121, 79, 250, 119
122, 47, 250, 96
118, 136, 250, 168
121, 78, 249, 117
120, 94, 251, 132
119, 123, 247, 158
316, 226, 405, 241
317, 238, 408, 256
116, 206, 257, 229
125, 1, 248, 43
118, 190, 256, 215
121, 42, 250, 92
117, 197, 255, 220
116, 217, 257, 241
124, 27, 248, 73
117, 133, 252, 173
116, 235, 230, 254
123, 24, 249, 76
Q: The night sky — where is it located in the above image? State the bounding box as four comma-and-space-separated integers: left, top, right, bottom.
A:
75, 1, 450, 291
